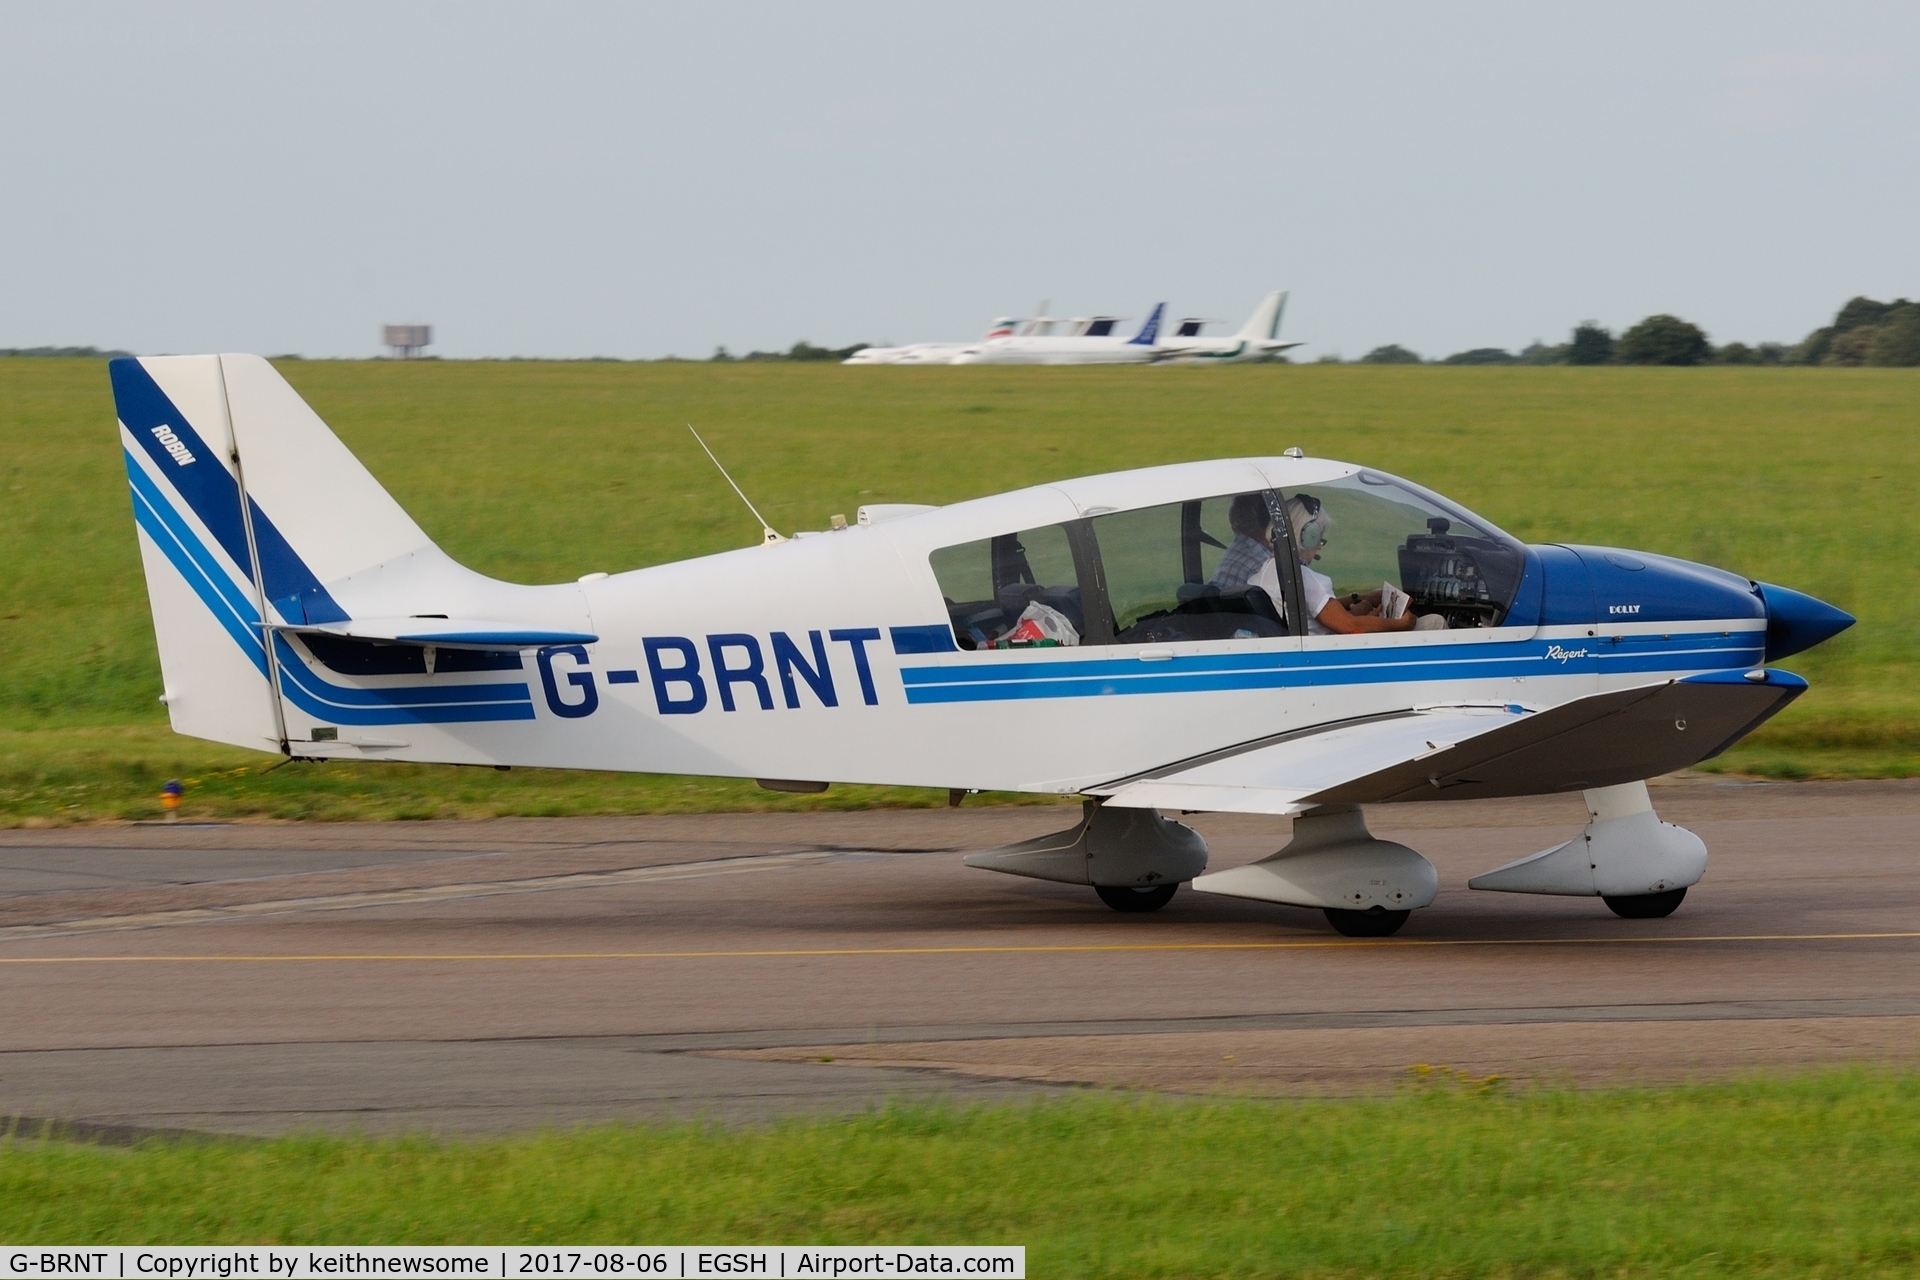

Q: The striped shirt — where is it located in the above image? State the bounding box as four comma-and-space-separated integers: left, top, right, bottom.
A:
1210, 534, 1272, 590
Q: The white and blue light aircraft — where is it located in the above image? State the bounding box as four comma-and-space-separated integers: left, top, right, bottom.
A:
113, 355, 1852, 935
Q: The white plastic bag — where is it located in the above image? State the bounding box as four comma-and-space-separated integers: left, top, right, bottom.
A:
1003, 600, 1080, 647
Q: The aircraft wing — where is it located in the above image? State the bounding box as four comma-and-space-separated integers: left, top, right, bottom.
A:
1089, 671, 1803, 814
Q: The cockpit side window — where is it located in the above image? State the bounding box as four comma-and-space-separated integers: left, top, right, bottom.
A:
1088, 493, 1288, 644
929, 491, 1296, 651
1281, 473, 1524, 629
930, 522, 1089, 650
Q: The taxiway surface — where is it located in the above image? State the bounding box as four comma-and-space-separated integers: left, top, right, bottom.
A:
1, 778, 1915, 1136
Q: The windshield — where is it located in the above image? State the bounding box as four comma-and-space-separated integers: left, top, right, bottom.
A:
1354, 470, 1520, 546
1281, 471, 1526, 629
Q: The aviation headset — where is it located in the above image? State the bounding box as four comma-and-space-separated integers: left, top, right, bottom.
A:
1288, 493, 1332, 555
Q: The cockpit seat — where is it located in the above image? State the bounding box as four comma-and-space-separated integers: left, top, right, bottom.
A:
1114, 585, 1287, 644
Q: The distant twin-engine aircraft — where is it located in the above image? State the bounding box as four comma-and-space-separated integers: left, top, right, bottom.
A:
113, 355, 1851, 935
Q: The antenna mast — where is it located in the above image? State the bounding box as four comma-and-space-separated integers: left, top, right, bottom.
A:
687, 424, 786, 545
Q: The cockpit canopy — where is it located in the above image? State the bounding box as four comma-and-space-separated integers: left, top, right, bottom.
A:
921, 463, 1525, 650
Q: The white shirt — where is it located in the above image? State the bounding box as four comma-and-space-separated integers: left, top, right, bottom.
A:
1251, 558, 1336, 635
1299, 564, 1335, 634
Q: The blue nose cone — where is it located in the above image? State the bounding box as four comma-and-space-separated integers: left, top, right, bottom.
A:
1757, 582, 1854, 661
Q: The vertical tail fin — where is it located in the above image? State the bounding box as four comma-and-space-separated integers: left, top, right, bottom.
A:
1128, 302, 1167, 345
1235, 291, 1289, 341
111, 354, 438, 752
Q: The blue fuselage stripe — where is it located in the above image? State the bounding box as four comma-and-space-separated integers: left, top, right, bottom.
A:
272, 637, 532, 709
901, 638, 1758, 684
897, 635, 1764, 704
128, 450, 535, 726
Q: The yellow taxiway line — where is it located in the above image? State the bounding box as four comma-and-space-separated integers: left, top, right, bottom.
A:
0, 931, 1917, 963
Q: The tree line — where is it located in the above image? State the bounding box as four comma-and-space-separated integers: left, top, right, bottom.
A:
0, 345, 133, 359
710, 340, 866, 362
11, 297, 1916, 367
1350, 295, 1920, 367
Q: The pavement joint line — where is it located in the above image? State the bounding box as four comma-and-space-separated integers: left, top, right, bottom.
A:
0, 847, 938, 939
3, 930, 1918, 962
6, 999, 1917, 1058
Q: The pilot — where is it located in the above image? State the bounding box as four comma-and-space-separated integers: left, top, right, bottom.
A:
1251, 495, 1418, 636
1209, 493, 1276, 590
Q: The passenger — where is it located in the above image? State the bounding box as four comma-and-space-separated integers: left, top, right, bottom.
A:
1252, 495, 1417, 636
1209, 493, 1275, 590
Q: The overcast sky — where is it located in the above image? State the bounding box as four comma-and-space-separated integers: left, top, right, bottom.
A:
4, 2, 1916, 360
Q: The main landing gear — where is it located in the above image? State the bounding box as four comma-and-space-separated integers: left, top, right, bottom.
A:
962, 802, 1208, 913
1189, 806, 1439, 936
964, 784, 1705, 934
1323, 906, 1411, 937
1095, 883, 1179, 913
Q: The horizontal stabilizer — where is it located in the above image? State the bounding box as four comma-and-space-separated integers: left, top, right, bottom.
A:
278, 617, 598, 649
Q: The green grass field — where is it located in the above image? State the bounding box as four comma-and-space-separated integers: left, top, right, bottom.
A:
5, 1073, 1919, 1273
3, 358, 1915, 823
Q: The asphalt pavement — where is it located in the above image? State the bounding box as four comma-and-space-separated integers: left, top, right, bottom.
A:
1, 777, 1914, 1136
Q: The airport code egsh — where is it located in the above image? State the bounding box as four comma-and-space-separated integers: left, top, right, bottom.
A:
2, 1250, 1022, 1280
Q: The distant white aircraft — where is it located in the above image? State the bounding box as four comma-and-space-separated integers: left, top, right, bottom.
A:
842, 316, 1020, 366
1061, 316, 1130, 337
1020, 303, 1064, 336
1152, 291, 1303, 365
843, 304, 1077, 365
950, 304, 1168, 365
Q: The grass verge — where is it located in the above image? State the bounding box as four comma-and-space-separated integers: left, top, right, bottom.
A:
4, 358, 1916, 821
3, 1070, 1918, 1274
0, 725, 1066, 825
0, 717, 1905, 827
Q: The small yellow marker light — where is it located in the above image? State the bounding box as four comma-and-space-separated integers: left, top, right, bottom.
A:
161, 779, 184, 823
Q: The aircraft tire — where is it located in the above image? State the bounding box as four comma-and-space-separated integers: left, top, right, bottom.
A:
1602, 887, 1688, 918
1095, 884, 1178, 913
1323, 906, 1411, 937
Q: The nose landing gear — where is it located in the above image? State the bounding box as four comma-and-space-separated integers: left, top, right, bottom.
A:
1470, 781, 1706, 917
1602, 887, 1688, 918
